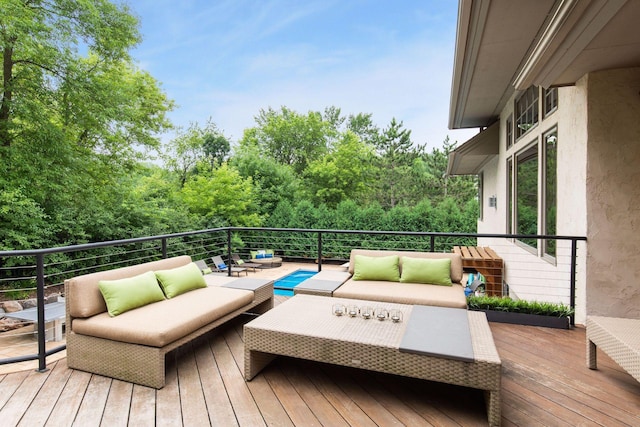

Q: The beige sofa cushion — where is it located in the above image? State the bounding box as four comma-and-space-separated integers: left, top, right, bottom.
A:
348, 249, 463, 284
66, 255, 193, 319
333, 280, 467, 309
71, 286, 253, 347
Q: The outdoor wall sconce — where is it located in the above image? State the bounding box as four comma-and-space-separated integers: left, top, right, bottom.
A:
488, 195, 497, 208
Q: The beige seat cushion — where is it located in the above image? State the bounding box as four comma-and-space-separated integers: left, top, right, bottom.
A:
333, 280, 467, 309
71, 286, 253, 347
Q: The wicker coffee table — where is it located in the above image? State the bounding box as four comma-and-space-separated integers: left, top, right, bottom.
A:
244, 294, 502, 426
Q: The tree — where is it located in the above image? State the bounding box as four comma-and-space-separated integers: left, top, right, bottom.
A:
346, 112, 380, 145
303, 131, 375, 206
231, 141, 301, 216
418, 137, 477, 206
181, 163, 261, 227
163, 120, 228, 187
0, 0, 174, 248
372, 118, 424, 208
249, 106, 331, 174
0, 0, 145, 149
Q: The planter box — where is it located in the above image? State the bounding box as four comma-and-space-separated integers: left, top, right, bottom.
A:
475, 309, 571, 329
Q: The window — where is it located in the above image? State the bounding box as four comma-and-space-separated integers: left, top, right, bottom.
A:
516, 144, 538, 249
506, 115, 513, 149
543, 129, 557, 257
515, 86, 539, 139
543, 87, 558, 117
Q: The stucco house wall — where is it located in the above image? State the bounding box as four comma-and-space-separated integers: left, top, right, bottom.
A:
476, 83, 589, 324
585, 67, 640, 318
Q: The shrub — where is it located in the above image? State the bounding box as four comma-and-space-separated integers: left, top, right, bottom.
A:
467, 296, 574, 317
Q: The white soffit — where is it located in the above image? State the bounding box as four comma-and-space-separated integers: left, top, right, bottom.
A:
513, 0, 632, 90
446, 121, 499, 176
449, 0, 556, 130
449, 0, 640, 129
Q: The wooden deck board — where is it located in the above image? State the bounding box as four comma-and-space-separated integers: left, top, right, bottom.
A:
0, 367, 51, 426
2, 297, 640, 426
72, 375, 111, 426
225, 324, 295, 427
47, 369, 92, 426
195, 337, 239, 427
177, 349, 210, 427
130, 384, 156, 426
100, 378, 133, 426
211, 333, 267, 427
156, 358, 183, 427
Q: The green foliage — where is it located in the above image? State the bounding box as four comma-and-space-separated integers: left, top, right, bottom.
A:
231, 142, 301, 215
181, 163, 261, 227
303, 131, 374, 206
1, 0, 480, 253
0, 188, 50, 250
467, 296, 574, 317
163, 120, 229, 186
249, 106, 332, 174
0, 0, 173, 249
371, 118, 423, 208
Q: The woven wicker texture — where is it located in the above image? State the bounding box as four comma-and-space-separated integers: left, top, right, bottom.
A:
587, 316, 640, 382
244, 294, 501, 426
67, 280, 273, 388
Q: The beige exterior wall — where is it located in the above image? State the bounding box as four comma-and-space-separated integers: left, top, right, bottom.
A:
585, 67, 640, 318
477, 83, 589, 324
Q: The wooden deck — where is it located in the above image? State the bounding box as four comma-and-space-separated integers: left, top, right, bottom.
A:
0, 265, 639, 425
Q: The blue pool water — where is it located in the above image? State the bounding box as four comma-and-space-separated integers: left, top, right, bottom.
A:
274, 270, 317, 296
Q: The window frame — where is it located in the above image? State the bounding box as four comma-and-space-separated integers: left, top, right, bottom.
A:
506, 156, 513, 236
506, 114, 513, 149
543, 87, 558, 118
542, 127, 558, 261
514, 140, 539, 253
515, 86, 539, 140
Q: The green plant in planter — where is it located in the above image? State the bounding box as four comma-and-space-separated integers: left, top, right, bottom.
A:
467, 295, 574, 318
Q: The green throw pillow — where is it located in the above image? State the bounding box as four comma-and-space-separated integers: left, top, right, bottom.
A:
400, 257, 452, 286
99, 271, 165, 317
352, 254, 400, 282
155, 262, 207, 298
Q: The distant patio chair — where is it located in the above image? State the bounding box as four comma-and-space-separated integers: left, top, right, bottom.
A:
231, 253, 261, 272
194, 259, 213, 275
211, 255, 247, 277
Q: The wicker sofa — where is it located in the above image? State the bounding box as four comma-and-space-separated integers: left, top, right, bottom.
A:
65, 255, 273, 388
332, 249, 468, 308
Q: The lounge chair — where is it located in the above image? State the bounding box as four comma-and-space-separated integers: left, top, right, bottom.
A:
194, 259, 213, 274
211, 255, 247, 277
249, 249, 283, 268
231, 254, 262, 272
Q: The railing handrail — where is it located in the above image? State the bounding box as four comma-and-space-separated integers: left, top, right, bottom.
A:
0, 226, 587, 258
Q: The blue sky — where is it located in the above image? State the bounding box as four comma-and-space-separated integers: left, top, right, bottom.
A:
129, 0, 477, 149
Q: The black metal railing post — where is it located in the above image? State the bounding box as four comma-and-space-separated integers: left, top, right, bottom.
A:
430, 235, 435, 252
161, 238, 168, 258
317, 232, 323, 272
227, 228, 233, 277
35, 254, 48, 372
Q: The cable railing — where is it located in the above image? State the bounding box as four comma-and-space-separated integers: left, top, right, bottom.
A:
0, 227, 586, 371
